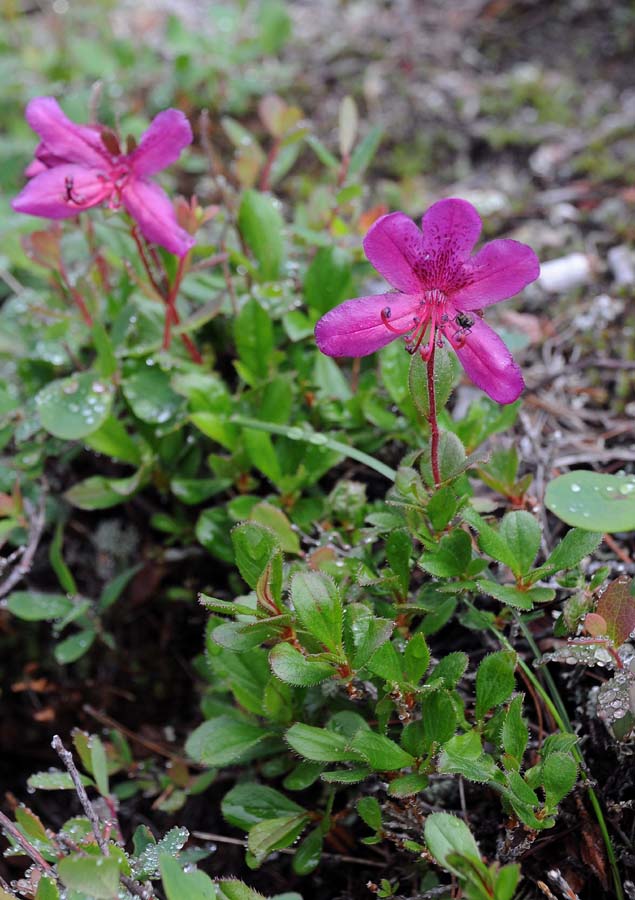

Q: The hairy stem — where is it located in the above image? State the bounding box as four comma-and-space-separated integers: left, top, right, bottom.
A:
52, 735, 109, 855
426, 342, 441, 487
0, 809, 56, 876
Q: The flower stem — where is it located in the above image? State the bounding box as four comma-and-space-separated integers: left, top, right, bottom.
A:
426, 342, 441, 487
163, 254, 187, 351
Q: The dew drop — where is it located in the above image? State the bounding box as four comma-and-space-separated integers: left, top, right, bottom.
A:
570, 483, 581, 493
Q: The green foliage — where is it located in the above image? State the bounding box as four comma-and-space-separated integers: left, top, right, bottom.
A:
546, 471, 635, 531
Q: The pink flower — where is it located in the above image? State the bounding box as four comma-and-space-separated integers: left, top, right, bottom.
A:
315, 199, 540, 404
12, 97, 195, 257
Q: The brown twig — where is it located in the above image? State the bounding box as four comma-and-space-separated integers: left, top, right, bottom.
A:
191, 830, 386, 868
83, 704, 195, 767
51, 735, 108, 854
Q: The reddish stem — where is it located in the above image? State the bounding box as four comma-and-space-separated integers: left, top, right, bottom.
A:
259, 137, 281, 192
163, 254, 187, 351
58, 261, 93, 326
130, 226, 165, 297
426, 341, 441, 487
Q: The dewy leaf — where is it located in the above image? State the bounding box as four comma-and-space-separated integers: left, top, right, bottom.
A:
58, 855, 120, 899
596, 576, 635, 646
290, 572, 343, 653
424, 813, 481, 876
269, 643, 336, 685
545, 471, 635, 532
36, 372, 113, 440
222, 784, 305, 831
7, 591, 73, 621
122, 362, 183, 424
499, 511, 541, 577
292, 825, 323, 876
285, 723, 361, 762
159, 855, 216, 900
475, 651, 517, 719
349, 729, 414, 771
238, 189, 285, 281
185, 716, 272, 766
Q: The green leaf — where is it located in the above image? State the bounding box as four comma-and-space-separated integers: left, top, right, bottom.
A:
54, 630, 96, 664
122, 362, 183, 424
499, 511, 541, 577
285, 724, 361, 762
475, 651, 517, 719
186, 717, 272, 766
35, 877, 59, 900
7, 591, 73, 621
542, 752, 577, 808
350, 730, 414, 771
545, 471, 635, 532
385, 529, 412, 595
243, 428, 281, 484
387, 773, 429, 797
27, 771, 94, 791
269, 643, 335, 686
213, 621, 280, 652
422, 689, 458, 747
84, 415, 142, 465
234, 298, 274, 382
475, 580, 536, 610
58, 855, 120, 899
238, 190, 285, 280
438, 731, 497, 782
463, 507, 517, 571
503, 771, 541, 827
502, 696, 529, 766
494, 864, 521, 900
292, 826, 323, 875
36, 372, 113, 440
249, 502, 301, 555
367, 641, 403, 683
348, 126, 383, 175
424, 813, 481, 877
304, 247, 352, 315
534, 528, 603, 579
160, 855, 216, 900
408, 347, 457, 419
357, 797, 382, 831
248, 813, 309, 863
403, 633, 430, 684
420, 529, 472, 578
231, 522, 280, 590
290, 572, 343, 653
427, 652, 468, 688
222, 784, 305, 831
134, 826, 189, 880
89, 736, 109, 797
345, 604, 393, 669
49, 520, 77, 594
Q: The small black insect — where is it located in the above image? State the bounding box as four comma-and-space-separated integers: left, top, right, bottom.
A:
454, 312, 474, 329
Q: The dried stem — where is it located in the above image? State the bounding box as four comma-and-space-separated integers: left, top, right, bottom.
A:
0, 809, 56, 876
426, 343, 441, 487
259, 137, 281, 192
51, 735, 108, 855
0, 493, 46, 601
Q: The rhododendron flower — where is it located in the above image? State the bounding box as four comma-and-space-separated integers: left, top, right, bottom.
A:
13, 97, 195, 257
315, 199, 540, 404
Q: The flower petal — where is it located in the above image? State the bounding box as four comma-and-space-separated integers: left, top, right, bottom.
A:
419, 198, 482, 287
12, 164, 111, 219
452, 316, 524, 404
315, 292, 420, 357
362, 212, 425, 292
129, 109, 193, 177
451, 239, 540, 309
25, 97, 107, 168
122, 179, 195, 257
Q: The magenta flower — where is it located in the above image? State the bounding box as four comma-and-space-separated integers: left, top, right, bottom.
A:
12, 97, 195, 257
315, 199, 540, 404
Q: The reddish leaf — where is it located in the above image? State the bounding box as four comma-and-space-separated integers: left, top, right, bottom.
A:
596, 576, 635, 647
